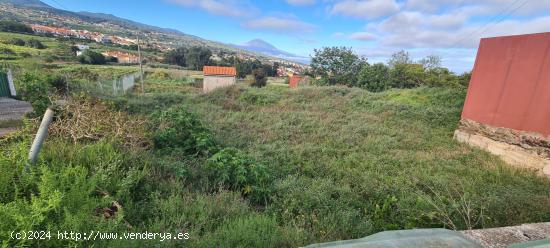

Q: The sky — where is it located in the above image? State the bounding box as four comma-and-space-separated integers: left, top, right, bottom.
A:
42, 0, 550, 73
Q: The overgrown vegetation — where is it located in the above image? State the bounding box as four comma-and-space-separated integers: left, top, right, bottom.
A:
311, 47, 471, 90
1, 29, 549, 248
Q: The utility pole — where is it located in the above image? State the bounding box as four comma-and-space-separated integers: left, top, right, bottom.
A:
137, 35, 144, 94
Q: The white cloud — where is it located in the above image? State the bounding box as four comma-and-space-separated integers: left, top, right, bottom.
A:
331, 32, 345, 38
349, 32, 376, 41
242, 16, 316, 33
329, 0, 400, 19
286, 0, 316, 6
167, 0, 257, 17
377, 16, 550, 49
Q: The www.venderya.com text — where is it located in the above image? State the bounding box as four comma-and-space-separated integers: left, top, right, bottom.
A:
10, 230, 190, 242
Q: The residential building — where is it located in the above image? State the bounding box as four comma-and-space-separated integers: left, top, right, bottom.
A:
202, 66, 237, 93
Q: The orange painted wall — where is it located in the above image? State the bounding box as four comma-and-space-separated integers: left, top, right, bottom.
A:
289, 75, 302, 88
462, 32, 550, 136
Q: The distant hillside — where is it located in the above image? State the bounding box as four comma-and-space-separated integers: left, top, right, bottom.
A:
0, 0, 50, 8
76, 11, 188, 36
0, 0, 307, 65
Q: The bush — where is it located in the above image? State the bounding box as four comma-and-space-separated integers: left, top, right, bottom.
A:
390, 63, 425, 88
78, 50, 106, 65
8, 38, 25, 46
151, 106, 217, 156
205, 148, 271, 203
26, 39, 46, 49
357, 63, 391, 92
15, 71, 52, 116
0, 139, 143, 247
0, 20, 33, 33
251, 68, 267, 88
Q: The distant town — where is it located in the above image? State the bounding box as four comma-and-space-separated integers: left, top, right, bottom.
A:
28, 22, 308, 77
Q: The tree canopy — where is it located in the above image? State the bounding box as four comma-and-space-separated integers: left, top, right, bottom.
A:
311, 46, 367, 86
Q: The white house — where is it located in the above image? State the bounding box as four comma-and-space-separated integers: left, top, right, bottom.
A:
202, 66, 237, 93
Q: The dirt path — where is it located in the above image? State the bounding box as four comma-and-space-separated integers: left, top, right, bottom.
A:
0, 97, 33, 121
0, 97, 32, 137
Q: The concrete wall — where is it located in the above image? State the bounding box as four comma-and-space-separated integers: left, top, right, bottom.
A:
203, 75, 236, 93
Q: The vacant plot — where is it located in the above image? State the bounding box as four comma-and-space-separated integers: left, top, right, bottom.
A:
188, 85, 550, 242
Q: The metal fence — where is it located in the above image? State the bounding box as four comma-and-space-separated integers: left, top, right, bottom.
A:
0, 71, 10, 97
88, 72, 142, 96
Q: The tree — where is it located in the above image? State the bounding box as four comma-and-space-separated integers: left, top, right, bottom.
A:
357, 63, 391, 92
390, 63, 425, 88
186, 46, 212, 70
0, 20, 33, 33
27, 39, 46, 49
419, 55, 442, 70
262, 63, 276, 77
458, 71, 472, 87
236, 59, 262, 78
78, 50, 106, 65
425, 67, 458, 87
8, 38, 25, 46
310, 46, 367, 86
388, 50, 412, 68
164, 47, 187, 67
251, 68, 267, 88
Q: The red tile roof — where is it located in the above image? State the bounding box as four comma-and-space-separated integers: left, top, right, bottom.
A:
203, 66, 237, 76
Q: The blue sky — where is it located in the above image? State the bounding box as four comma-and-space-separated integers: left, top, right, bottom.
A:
43, 0, 550, 72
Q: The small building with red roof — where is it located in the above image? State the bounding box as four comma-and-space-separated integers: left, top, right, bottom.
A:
202, 66, 237, 92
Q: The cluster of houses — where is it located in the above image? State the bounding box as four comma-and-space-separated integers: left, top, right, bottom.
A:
31, 24, 136, 46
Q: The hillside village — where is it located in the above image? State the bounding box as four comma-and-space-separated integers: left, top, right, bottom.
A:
0, 2, 308, 75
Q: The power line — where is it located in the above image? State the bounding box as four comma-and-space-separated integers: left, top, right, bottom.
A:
450, 0, 527, 48
475, 0, 530, 38
47, 0, 69, 11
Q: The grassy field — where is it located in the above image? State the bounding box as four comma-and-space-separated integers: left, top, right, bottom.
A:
1, 51, 549, 247
186, 85, 550, 241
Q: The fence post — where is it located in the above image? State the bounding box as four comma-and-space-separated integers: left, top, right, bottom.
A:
7, 68, 16, 96
28, 108, 55, 165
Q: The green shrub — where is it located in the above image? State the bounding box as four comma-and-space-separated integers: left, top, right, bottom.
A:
0, 140, 139, 247
0, 20, 33, 33
205, 148, 271, 204
251, 68, 267, 88
78, 50, 106, 65
8, 38, 25, 46
358, 63, 391, 92
390, 63, 425, 88
15, 71, 52, 116
27, 39, 45, 49
151, 106, 217, 156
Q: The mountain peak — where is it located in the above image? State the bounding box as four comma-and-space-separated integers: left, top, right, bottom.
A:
244, 39, 277, 50
235, 39, 309, 64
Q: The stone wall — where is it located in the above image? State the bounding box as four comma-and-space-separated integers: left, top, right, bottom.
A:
455, 119, 550, 178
